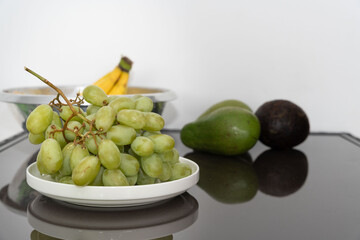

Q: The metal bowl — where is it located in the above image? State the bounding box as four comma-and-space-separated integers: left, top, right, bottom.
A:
0, 85, 176, 130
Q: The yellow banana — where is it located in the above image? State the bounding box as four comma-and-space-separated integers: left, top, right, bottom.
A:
108, 57, 133, 95
108, 71, 129, 95
93, 66, 122, 94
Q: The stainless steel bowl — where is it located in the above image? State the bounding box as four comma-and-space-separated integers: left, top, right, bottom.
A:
0, 85, 176, 130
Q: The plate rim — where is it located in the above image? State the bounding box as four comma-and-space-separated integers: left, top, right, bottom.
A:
26, 157, 199, 206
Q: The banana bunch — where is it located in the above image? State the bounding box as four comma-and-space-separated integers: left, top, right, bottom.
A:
93, 56, 133, 95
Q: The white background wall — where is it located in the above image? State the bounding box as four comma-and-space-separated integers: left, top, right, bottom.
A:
1, 0, 360, 141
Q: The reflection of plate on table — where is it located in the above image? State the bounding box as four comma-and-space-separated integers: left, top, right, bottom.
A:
28, 192, 199, 240
0, 151, 39, 216
26, 157, 199, 207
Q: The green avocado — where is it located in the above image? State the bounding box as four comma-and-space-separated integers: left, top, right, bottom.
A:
181, 106, 260, 156
184, 151, 258, 204
197, 99, 252, 120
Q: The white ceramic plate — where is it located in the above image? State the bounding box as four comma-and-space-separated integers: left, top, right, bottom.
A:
26, 157, 199, 207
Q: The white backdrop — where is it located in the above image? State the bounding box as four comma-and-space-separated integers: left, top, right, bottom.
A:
1, 0, 360, 141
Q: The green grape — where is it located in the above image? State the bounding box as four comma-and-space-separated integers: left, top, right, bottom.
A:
72, 156, 101, 186
26, 104, 53, 134
108, 95, 119, 103
106, 125, 136, 145
52, 111, 62, 127
141, 153, 163, 178
58, 176, 74, 184
148, 134, 175, 153
83, 85, 109, 107
117, 109, 145, 129
142, 131, 161, 137
36, 151, 48, 175
70, 145, 89, 170
136, 168, 156, 185
102, 169, 129, 186
158, 148, 180, 165
95, 106, 116, 132
31, 230, 62, 240
127, 175, 138, 186
45, 125, 67, 149
84, 113, 96, 131
134, 96, 153, 112
170, 163, 192, 180
108, 97, 135, 113
90, 166, 105, 186
158, 162, 172, 182
143, 112, 165, 131
84, 134, 102, 155
98, 139, 121, 170
130, 136, 154, 157
39, 138, 63, 174
59, 105, 83, 122
131, 95, 143, 101
59, 142, 75, 176
86, 104, 101, 115
28, 132, 45, 145
153, 235, 173, 240
128, 148, 141, 160
64, 121, 84, 141
119, 153, 140, 177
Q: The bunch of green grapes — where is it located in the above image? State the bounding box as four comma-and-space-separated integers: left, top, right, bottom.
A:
26, 85, 192, 186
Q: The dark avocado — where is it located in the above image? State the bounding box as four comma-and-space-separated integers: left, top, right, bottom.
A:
253, 149, 308, 197
255, 100, 310, 149
184, 151, 258, 204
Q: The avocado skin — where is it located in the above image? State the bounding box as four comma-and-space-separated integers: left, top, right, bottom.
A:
184, 151, 258, 204
180, 106, 260, 156
197, 99, 252, 120
255, 100, 310, 149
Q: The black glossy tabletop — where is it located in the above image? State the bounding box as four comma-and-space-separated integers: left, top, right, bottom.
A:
1, 130, 360, 240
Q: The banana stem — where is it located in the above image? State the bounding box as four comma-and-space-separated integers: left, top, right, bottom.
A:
24, 67, 90, 124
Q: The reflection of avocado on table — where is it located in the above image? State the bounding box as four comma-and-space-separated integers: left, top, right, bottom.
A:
254, 149, 308, 197
184, 151, 258, 204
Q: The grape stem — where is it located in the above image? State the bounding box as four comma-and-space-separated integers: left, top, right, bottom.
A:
24, 67, 90, 124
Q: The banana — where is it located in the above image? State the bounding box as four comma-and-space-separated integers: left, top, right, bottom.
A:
108, 70, 129, 95
108, 57, 133, 95
93, 66, 122, 94
93, 56, 133, 95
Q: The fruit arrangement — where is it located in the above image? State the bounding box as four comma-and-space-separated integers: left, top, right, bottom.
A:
181, 99, 310, 155
24, 68, 192, 186
93, 56, 133, 95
